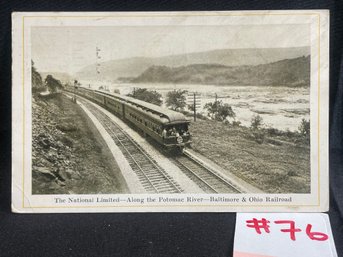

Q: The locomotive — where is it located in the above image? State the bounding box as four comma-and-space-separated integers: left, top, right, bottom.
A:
65, 86, 192, 149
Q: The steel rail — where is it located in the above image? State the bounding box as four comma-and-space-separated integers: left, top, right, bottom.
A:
176, 152, 243, 193
184, 151, 243, 193
79, 97, 183, 194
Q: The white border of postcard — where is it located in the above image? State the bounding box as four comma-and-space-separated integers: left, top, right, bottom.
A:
12, 10, 329, 213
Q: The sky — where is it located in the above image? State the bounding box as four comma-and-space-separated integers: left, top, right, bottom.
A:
31, 24, 310, 74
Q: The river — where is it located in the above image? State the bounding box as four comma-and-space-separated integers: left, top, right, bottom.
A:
78, 80, 310, 132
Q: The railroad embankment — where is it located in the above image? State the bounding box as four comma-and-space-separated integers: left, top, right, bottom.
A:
189, 120, 310, 193
32, 93, 127, 194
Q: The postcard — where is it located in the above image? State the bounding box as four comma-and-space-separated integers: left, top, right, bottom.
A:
12, 10, 329, 212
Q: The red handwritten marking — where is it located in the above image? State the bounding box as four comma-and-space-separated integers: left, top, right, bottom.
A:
245, 218, 329, 242
306, 224, 329, 241
246, 218, 270, 234
273, 220, 302, 241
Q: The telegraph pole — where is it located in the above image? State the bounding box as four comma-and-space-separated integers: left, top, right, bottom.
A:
73, 80, 78, 103
96, 46, 101, 90
96, 46, 101, 75
193, 92, 196, 122
187, 92, 201, 122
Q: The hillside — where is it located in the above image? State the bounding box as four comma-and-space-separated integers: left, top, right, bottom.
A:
75, 47, 309, 81
32, 94, 127, 194
132, 55, 310, 87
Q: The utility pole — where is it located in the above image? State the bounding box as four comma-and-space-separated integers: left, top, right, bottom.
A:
193, 92, 196, 122
96, 46, 101, 90
73, 79, 78, 103
96, 46, 101, 75
187, 92, 201, 122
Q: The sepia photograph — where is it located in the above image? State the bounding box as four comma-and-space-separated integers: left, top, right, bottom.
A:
12, 11, 329, 212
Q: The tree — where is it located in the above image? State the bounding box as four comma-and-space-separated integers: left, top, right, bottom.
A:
31, 60, 45, 92
298, 118, 310, 137
45, 75, 63, 93
166, 89, 187, 111
127, 88, 162, 106
250, 114, 263, 130
204, 100, 235, 121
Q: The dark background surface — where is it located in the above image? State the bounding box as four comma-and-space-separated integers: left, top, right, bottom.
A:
0, 1, 342, 256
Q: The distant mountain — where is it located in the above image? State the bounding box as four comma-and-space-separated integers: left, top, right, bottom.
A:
75, 47, 309, 81
76, 57, 154, 82
132, 56, 310, 87
40, 72, 73, 84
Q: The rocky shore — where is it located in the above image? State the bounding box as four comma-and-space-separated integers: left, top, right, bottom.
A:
32, 93, 127, 194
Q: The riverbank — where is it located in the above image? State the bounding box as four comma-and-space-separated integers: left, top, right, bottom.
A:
189, 119, 310, 193
93, 83, 309, 132
32, 93, 128, 194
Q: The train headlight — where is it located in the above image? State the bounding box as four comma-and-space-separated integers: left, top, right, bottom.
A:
177, 136, 183, 144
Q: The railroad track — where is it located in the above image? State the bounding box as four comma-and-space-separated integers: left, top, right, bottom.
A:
79, 98, 183, 194
174, 151, 243, 194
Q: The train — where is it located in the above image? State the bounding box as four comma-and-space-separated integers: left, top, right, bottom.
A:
65, 86, 192, 150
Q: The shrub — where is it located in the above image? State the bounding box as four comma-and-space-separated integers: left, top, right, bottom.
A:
232, 120, 241, 127
266, 127, 281, 136
253, 130, 265, 144
250, 114, 263, 130
165, 89, 187, 111
298, 118, 310, 137
196, 113, 207, 120
287, 170, 298, 176
127, 88, 163, 106
45, 75, 63, 93
204, 100, 235, 122
285, 129, 295, 138
187, 104, 195, 112
31, 60, 46, 93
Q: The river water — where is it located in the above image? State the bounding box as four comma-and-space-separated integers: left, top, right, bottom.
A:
79, 80, 310, 132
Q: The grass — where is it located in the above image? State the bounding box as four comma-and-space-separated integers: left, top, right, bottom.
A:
189, 119, 310, 193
